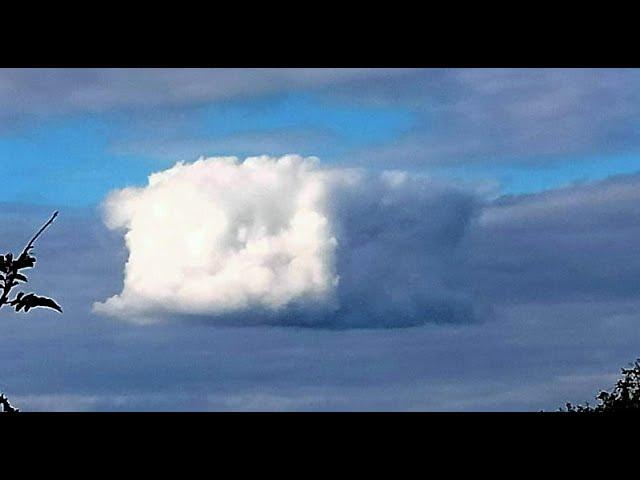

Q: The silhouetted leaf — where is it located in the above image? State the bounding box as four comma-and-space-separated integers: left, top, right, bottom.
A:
13, 293, 62, 314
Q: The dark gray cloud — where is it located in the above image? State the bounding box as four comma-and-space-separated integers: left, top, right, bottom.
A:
344, 69, 640, 166
324, 172, 484, 328
469, 173, 640, 303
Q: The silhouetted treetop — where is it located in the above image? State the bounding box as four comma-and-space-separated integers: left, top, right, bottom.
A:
564, 359, 640, 412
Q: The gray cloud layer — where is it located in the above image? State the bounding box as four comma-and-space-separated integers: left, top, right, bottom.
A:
470, 173, 640, 303
3, 69, 640, 166
2, 169, 640, 410
346, 69, 640, 166
0, 68, 413, 115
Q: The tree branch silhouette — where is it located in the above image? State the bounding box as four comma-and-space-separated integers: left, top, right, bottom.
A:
0, 211, 63, 412
21, 210, 58, 259
0, 211, 62, 313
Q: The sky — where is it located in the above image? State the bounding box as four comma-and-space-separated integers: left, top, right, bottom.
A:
1, 68, 640, 411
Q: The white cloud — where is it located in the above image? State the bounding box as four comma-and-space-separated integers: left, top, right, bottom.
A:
94, 155, 482, 327
94, 155, 340, 321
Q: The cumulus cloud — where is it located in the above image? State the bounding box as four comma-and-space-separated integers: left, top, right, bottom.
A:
94, 155, 338, 320
94, 155, 483, 327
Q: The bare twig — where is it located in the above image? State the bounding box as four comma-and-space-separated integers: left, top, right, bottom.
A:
19, 210, 58, 259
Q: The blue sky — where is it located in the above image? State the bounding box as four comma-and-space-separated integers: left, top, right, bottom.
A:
3, 71, 640, 207
0, 93, 417, 206
2, 68, 640, 411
